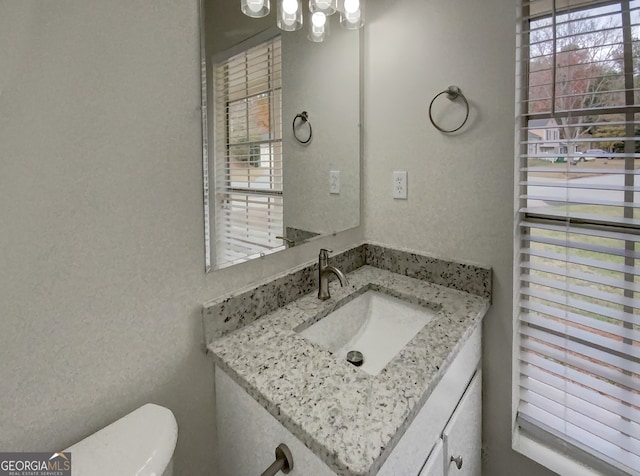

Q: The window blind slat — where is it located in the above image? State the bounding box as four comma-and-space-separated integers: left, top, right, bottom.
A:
517, 406, 640, 476
520, 260, 640, 292
520, 210, 640, 228
220, 217, 280, 231
521, 167, 640, 175
219, 227, 284, 239
522, 194, 640, 209
520, 380, 640, 447
521, 273, 640, 308
522, 220, 640, 242
522, 247, 639, 276
521, 287, 638, 323
515, 0, 640, 470
521, 299, 640, 339
519, 390, 640, 456
521, 181, 640, 192
520, 320, 640, 380
521, 365, 640, 425
524, 234, 640, 259
520, 350, 637, 408
213, 35, 283, 268
218, 220, 282, 233
221, 207, 284, 217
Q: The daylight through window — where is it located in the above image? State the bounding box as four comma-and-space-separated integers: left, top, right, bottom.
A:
213, 36, 283, 268
516, 0, 640, 473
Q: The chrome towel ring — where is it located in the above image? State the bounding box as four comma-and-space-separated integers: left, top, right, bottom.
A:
428, 85, 470, 133
292, 111, 312, 144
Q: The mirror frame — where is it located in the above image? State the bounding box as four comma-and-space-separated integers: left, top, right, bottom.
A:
199, 0, 364, 272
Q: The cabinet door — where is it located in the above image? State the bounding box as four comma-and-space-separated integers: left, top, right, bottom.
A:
215, 368, 337, 476
419, 440, 444, 476
442, 371, 481, 476
377, 327, 481, 476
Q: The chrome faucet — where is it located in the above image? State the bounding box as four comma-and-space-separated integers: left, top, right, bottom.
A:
276, 236, 295, 248
318, 248, 349, 300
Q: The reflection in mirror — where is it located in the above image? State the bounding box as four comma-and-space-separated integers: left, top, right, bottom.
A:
202, 0, 361, 270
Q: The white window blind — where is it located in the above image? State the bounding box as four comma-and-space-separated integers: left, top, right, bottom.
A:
516, 1, 640, 474
213, 36, 283, 268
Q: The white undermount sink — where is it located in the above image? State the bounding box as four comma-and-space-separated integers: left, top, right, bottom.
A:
298, 290, 438, 375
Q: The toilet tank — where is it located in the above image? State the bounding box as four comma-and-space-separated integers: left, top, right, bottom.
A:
64, 403, 178, 476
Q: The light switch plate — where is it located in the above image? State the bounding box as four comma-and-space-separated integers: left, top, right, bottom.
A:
330, 170, 340, 194
393, 171, 407, 199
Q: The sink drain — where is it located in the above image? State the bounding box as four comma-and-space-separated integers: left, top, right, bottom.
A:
346, 350, 364, 367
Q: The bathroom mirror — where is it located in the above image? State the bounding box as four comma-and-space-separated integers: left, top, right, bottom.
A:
201, 0, 361, 270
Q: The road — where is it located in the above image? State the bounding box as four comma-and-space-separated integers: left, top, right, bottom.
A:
526, 173, 639, 209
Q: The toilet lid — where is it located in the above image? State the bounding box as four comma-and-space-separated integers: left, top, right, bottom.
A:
64, 403, 177, 476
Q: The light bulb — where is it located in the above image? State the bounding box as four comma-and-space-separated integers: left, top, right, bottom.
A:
278, 0, 302, 30
312, 11, 326, 27
283, 0, 299, 14
310, 0, 337, 15
343, 0, 359, 13
247, 0, 265, 12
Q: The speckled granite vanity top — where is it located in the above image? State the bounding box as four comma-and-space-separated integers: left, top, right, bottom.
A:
207, 256, 490, 476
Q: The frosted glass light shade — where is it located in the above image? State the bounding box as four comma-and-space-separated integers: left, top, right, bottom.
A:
241, 0, 270, 18
277, 0, 303, 31
339, 0, 364, 29
308, 11, 329, 42
309, 0, 337, 15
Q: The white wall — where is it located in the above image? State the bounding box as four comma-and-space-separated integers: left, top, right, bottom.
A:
283, 23, 360, 236
363, 0, 553, 474
0, 1, 362, 474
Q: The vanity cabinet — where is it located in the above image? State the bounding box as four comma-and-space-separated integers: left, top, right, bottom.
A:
419, 372, 482, 476
215, 368, 336, 476
377, 327, 481, 476
441, 372, 481, 475
215, 326, 481, 476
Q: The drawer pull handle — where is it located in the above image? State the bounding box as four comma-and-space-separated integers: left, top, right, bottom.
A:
450, 455, 463, 470
260, 444, 294, 476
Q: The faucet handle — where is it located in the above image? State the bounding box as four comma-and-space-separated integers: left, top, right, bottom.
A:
319, 248, 333, 259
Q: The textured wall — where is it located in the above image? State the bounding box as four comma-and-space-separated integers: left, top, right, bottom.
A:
0, 1, 362, 474
362, 0, 553, 474
283, 23, 360, 236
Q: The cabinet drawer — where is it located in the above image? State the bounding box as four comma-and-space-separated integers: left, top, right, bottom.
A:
442, 371, 482, 476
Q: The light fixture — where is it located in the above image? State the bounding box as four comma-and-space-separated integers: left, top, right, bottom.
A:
309, 0, 337, 15
241, 0, 363, 42
339, 0, 364, 30
277, 0, 303, 31
308, 11, 329, 42
241, 0, 270, 18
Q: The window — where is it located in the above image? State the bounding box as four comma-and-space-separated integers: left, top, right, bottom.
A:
515, 1, 640, 474
213, 36, 283, 268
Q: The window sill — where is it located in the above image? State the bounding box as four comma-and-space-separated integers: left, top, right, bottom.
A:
513, 427, 609, 476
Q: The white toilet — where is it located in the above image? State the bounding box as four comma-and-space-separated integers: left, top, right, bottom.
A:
64, 403, 178, 476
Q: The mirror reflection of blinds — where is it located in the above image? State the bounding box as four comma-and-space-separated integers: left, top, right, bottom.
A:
517, 1, 640, 474
213, 36, 283, 268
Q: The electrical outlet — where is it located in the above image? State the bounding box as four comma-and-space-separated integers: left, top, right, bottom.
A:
393, 171, 407, 199
329, 170, 340, 194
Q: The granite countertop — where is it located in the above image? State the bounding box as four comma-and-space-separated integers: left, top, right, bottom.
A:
208, 265, 490, 476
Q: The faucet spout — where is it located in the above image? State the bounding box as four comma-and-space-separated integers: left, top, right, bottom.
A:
323, 266, 349, 287
317, 249, 349, 300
